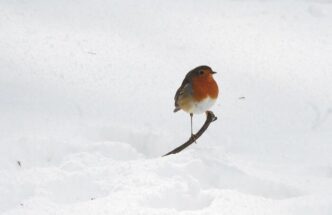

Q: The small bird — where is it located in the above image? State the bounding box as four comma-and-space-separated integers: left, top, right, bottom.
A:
174, 65, 219, 140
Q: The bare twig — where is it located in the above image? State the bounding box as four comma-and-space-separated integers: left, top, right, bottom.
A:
163, 111, 217, 157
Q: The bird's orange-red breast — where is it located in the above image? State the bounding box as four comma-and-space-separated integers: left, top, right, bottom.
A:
174, 65, 219, 114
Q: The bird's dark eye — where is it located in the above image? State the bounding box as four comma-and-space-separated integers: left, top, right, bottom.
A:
199, 70, 204, 75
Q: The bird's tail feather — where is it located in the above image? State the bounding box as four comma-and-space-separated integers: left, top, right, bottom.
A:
173, 107, 180, 112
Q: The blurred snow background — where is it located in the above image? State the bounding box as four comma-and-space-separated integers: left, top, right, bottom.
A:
1, 0, 332, 214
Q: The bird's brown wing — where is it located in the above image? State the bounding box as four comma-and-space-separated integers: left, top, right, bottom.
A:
174, 77, 191, 112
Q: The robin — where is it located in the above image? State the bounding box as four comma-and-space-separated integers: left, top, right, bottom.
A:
174, 65, 219, 140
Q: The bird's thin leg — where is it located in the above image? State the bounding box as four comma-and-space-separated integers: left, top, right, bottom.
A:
190, 113, 193, 135
190, 113, 197, 143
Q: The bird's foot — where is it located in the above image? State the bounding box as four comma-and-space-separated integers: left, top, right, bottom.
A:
191, 134, 197, 144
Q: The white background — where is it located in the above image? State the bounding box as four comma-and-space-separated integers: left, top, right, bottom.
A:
1, 0, 332, 214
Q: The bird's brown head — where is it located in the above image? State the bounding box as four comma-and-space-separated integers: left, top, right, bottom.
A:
186, 65, 217, 82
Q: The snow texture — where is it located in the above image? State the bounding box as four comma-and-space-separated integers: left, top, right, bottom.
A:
1, 0, 332, 214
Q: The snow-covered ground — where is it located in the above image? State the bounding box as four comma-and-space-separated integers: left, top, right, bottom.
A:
1, 0, 332, 214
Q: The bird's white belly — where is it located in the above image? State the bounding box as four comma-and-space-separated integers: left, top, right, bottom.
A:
189, 97, 216, 114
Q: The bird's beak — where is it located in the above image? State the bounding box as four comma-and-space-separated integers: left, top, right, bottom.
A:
211, 71, 217, 74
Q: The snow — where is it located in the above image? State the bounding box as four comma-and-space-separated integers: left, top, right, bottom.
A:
1, 0, 332, 214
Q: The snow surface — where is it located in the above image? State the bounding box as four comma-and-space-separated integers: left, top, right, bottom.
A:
1, 0, 332, 214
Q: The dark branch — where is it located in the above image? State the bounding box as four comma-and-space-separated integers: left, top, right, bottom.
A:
163, 111, 217, 157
